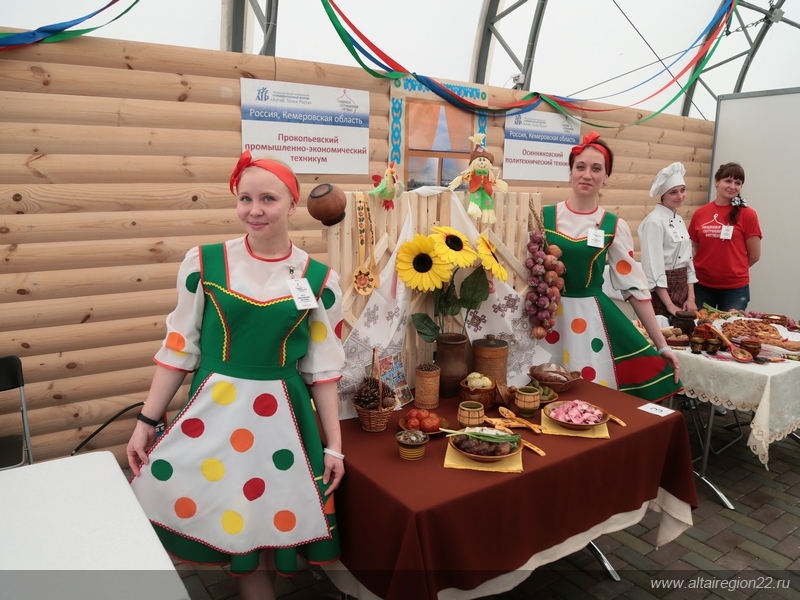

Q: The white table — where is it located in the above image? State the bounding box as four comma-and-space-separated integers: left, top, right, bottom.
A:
0, 451, 188, 600
678, 349, 800, 467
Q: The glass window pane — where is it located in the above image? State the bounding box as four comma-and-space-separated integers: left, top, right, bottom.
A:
407, 156, 439, 190
442, 158, 470, 189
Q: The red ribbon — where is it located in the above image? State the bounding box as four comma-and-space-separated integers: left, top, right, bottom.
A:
570, 132, 611, 174
229, 150, 299, 201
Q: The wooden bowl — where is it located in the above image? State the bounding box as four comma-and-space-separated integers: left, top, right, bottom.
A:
459, 377, 496, 410
543, 401, 610, 431
528, 366, 582, 393
448, 436, 522, 463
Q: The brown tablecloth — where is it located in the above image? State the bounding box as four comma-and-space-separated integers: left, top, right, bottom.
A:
333, 380, 697, 600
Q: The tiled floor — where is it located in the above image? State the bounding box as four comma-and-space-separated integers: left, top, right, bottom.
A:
176, 404, 800, 599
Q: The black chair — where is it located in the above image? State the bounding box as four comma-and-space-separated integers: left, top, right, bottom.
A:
0, 356, 34, 470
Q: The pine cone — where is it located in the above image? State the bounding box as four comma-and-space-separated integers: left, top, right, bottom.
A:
353, 377, 395, 410
381, 392, 397, 409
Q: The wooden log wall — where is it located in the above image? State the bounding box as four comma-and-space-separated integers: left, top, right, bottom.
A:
0, 33, 714, 466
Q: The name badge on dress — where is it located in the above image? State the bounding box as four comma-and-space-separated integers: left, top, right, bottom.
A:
288, 278, 319, 310
720, 225, 734, 240
668, 227, 682, 243
587, 228, 605, 248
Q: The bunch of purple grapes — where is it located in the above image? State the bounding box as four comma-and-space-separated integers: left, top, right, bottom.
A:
525, 229, 566, 340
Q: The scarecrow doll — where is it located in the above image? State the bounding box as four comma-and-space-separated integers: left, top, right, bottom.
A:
449, 133, 508, 224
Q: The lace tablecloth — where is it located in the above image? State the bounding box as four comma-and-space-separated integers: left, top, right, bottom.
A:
678, 350, 800, 467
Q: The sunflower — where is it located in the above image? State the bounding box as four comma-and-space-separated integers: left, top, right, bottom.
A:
396, 234, 453, 292
476, 234, 507, 282
430, 226, 478, 268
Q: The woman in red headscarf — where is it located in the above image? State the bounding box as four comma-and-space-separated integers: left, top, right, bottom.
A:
537, 133, 681, 402
127, 151, 346, 600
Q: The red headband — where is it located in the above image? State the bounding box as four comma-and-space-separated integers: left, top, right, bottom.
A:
570, 132, 611, 174
229, 150, 299, 202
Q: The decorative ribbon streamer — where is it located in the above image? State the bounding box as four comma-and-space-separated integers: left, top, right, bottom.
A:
581, 1, 729, 103
319, 0, 737, 127
0, 0, 140, 51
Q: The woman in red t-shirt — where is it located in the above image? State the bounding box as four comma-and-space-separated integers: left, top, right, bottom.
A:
687, 162, 762, 310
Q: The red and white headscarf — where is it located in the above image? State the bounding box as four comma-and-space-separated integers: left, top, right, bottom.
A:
229, 150, 299, 202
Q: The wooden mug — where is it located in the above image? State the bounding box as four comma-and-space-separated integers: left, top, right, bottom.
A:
457, 401, 485, 428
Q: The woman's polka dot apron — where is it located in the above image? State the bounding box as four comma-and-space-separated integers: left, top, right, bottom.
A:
132, 243, 339, 574
538, 206, 681, 402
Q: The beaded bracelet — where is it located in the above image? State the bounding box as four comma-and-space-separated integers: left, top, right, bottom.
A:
657, 347, 671, 355
323, 448, 345, 460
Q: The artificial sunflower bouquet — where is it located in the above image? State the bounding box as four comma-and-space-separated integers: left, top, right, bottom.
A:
396, 226, 508, 343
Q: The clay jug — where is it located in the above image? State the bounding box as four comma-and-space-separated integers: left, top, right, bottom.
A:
435, 333, 469, 398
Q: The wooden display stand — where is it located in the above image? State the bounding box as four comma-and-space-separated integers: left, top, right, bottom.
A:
330, 189, 530, 388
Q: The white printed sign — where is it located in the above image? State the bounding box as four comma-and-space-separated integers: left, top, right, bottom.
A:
502, 111, 580, 181
240, 80, 370, 174
638, 403, 675, 417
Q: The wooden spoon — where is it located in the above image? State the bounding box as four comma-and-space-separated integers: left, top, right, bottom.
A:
607, 413, 627, 427
710, 326, 752, 362
520, 439, 546, 457
363, 200, 380, 289
352, 193, 374, 295
497, 406, 543, 434
483, 416, 525, 428
493, 424, 545, 457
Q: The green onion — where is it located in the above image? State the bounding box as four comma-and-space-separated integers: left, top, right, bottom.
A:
440, 427, 521, 448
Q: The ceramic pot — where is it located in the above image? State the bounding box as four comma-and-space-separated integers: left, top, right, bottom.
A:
459, 376, 495, 410
307, 183, 347, 226
740, 339, 762, 358
673, 311, 697, 336
396, 430, 429, 461
435, 333, 470, 398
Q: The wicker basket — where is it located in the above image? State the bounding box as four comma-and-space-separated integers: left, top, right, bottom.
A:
353, 348, 396, 432
354, 402, 394, 432
414, 364, 440, 409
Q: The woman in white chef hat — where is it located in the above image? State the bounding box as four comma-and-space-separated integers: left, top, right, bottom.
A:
638, 162, 698, 319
